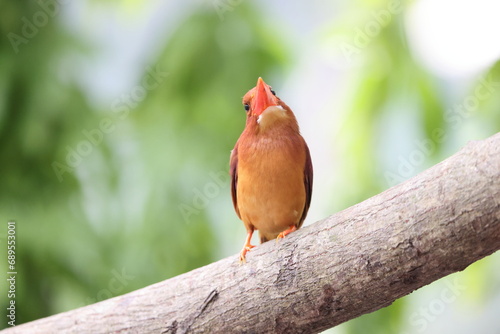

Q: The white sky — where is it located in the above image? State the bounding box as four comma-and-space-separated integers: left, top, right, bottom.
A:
406, 0, 500, 78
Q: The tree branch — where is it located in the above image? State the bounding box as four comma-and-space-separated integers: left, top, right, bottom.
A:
6, 133, 500, 334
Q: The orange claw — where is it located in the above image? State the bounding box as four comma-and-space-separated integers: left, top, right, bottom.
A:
239, 244, 256, 264
239, 230, 256, 264
276, 225, 297, 243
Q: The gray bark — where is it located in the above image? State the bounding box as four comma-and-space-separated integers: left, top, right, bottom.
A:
4, 133, 500, 334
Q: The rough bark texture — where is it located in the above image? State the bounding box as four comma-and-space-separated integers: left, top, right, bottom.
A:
5, 133, 500, 334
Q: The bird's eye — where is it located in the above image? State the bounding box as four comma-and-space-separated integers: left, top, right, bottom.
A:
270, 88, 276, 96
244, 104, 250, 111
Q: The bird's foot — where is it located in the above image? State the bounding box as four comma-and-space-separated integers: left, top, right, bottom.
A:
275, 225, 297, 243
239, 244, 256, 264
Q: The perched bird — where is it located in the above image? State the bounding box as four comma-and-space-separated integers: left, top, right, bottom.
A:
230, 77, 313, 263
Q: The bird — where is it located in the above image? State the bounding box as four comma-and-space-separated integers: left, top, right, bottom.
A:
230, 77, 313, 263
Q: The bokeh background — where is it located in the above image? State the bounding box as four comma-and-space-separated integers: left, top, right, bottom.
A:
1, 0, 500, 332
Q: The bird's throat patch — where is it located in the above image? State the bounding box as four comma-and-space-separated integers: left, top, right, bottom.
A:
256, 105, 288, 130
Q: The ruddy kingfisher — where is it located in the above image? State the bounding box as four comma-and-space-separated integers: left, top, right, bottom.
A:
230, 77, 313, 262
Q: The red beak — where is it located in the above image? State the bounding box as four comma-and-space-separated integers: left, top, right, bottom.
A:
252, 77, 277, 116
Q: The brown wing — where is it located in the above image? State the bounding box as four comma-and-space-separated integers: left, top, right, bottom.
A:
298, 142, 313, 228
229, 143, 240, 219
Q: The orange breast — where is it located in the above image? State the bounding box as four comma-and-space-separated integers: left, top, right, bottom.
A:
236, 133, 306, 239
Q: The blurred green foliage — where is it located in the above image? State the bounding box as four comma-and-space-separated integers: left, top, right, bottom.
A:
0, 0, 499, 332
0, 0, 286, 326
